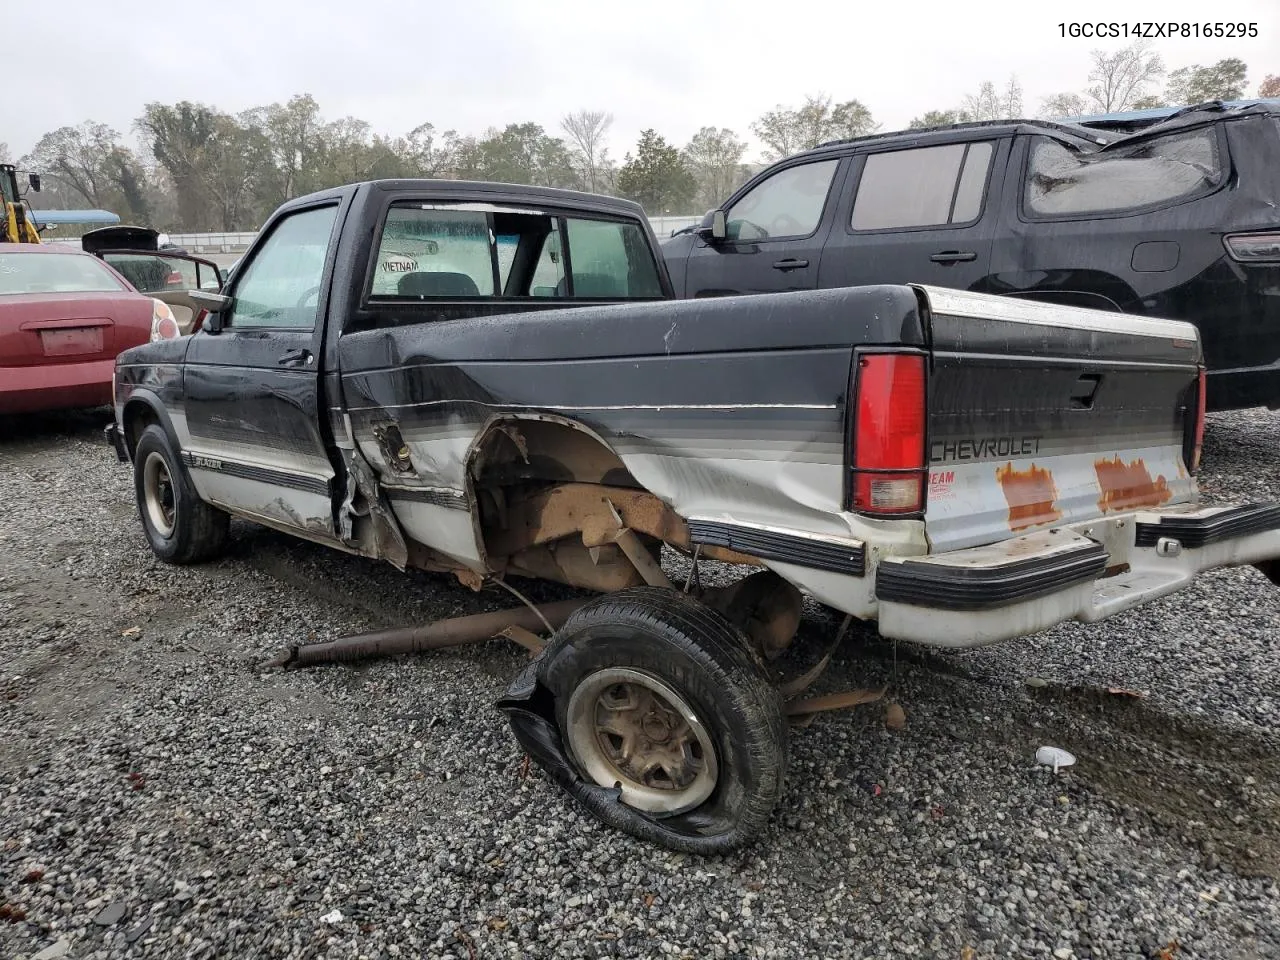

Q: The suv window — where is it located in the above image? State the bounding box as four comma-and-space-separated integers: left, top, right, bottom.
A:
1024, 128, 1224, 218
371, 204, 662, 300
724, 160, 839, 242
851, 142, 994, 231
229, 205, 338, 329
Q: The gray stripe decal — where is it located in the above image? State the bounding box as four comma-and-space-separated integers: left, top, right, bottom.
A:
179, 451, 330, 497
383, 486, 470, 509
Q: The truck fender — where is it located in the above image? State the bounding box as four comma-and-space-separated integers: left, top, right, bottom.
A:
120, 389, 182, 461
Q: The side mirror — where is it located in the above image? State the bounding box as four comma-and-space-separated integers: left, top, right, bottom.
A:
27, 173, 41, 193
190, 289, 233, 334
695, 209, 727, 242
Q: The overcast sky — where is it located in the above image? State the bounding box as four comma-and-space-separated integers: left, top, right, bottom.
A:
10, 0, 1279, 162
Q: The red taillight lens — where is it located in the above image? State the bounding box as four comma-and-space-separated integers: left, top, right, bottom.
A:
850, 353, 927, 514
1192, 365, 1206, 473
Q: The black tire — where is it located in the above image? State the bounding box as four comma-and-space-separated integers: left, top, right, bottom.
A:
500, 587, 786, 854
133, 424, 229, 564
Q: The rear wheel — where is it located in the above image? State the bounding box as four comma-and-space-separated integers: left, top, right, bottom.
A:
505, 587, 786, 854
133, 424, 229, 564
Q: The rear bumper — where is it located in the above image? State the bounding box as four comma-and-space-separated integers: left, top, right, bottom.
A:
875, 503, 1280, 647
0, 359, 114, 415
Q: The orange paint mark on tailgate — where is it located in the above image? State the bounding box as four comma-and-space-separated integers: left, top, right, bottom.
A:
1094, 456, 1172, 512
996, 462, 1063, 531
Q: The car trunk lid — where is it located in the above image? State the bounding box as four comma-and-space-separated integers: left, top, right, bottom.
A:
916, 286, 1202, 553
0, 293, 149, 367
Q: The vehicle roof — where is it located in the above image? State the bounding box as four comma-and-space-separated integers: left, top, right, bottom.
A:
786, 99, 1280, 163
284, 179, 649, 220
800, 118, 1112, 158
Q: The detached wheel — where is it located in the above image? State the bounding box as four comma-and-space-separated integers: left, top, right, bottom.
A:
133, 424, 229, 564
503, 587, 786, 854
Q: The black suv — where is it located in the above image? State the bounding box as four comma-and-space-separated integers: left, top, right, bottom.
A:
661, 101, 1280, 411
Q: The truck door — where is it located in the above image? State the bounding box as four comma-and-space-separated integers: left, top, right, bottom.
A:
683, 156, 844, 297
818, 138, 1006, 291
181, 202, 344, 540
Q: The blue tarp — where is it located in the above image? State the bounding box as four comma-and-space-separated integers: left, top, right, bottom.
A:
28, 209, 121, 226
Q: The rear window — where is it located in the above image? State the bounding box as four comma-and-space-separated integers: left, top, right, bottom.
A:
1024, 128, 1225, 218
0, 252, 128, 296
371, 204, 662, 301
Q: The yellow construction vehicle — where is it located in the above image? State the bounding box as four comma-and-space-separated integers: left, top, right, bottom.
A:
2, 163, 42, 243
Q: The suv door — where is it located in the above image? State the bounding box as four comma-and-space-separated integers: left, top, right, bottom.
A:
182, 202, 344, 539
819, 138, 1006, 291
683, 157, 844, 297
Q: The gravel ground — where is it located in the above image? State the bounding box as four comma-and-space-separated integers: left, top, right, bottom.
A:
1, 408, 1278, 960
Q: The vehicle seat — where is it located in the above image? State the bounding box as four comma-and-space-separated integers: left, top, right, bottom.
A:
555, 272, 625, 297
398, 271, 481, 297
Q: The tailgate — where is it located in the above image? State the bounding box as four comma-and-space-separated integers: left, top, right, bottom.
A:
918, 286, 1201, 553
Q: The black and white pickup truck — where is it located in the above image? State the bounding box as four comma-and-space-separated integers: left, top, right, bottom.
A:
106, 179, 1280, 852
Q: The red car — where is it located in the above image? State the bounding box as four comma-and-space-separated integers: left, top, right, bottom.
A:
0, 243, 180, 415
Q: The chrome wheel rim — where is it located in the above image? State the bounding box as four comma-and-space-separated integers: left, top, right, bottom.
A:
142, 452, 176, 537
566, 667, 719, 815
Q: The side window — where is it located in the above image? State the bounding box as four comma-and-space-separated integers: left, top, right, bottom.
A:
851, 142, 994, 231
228, 205, 338, 329
724, 159, 839, 242
1024, 129, 1224, 218
365, 204, 661, 303
529, 231, 566, 297
564, 218, 662, 298
372, 207, 494, 298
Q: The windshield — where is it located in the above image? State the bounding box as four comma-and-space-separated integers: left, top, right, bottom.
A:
0, 252, 129, 296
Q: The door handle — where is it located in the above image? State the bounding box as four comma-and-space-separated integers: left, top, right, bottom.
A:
278, 348, 313, 367
772, 258, 810, 271
929, 251, 978, 263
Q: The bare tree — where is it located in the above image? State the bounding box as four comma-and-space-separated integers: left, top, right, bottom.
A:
961, 75, 1024, 121
0, 142, 9, 163
561, 110, 613, 193
1086, 42, 1165, 112
752, 94, 877, 161
1039, 91, 1091, 119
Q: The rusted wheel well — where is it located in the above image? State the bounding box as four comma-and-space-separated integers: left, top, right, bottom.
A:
464, 415, 760, 596
468, 416, 640, 491
122, 401, 160, 459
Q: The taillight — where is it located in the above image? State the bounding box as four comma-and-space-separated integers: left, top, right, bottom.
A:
849, 352, 927, 515
1224, 232, 1280, 263
150, 299, 179, 341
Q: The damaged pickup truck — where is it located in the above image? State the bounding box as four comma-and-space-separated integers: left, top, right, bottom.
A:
106, 179, 1280, 853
